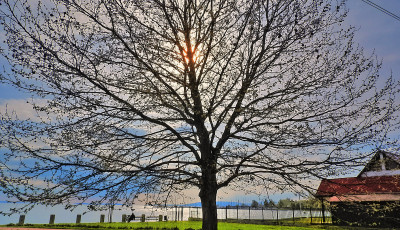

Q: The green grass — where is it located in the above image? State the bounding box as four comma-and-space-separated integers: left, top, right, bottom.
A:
1, 221, 335, 230
3, 218, 393, 230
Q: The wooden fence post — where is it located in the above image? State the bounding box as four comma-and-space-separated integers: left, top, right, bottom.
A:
76, 214, 82, 224
141, 214, 145, 222
159, 215, 163, 221
100, 214, 105, 223
122, 214, 127, 223
18, 215, 25, 225
49, 214, 55, 224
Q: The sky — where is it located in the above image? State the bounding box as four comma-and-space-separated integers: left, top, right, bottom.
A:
1, 0, 399, 105
344, 0, 400, 82
1, 0, 400, 203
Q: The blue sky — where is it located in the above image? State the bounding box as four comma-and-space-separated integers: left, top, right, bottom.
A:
345, 0, 400, 81
1, 0, 400, 202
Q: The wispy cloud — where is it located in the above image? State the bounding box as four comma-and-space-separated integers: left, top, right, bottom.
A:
0, 98, 48, 122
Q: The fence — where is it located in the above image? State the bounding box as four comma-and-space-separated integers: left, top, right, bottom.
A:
169, 206, 330, 222
15, 213, 167, 225
13, 207, 330, 225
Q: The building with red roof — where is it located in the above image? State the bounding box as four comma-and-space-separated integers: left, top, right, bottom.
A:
316, 150, 400, 227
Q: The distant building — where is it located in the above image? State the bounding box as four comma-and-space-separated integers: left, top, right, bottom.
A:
316, 150, 400, 227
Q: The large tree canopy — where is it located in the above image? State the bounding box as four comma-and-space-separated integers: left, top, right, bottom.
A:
0, 0, 399, 229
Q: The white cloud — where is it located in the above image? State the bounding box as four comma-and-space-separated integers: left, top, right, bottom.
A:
0, 98, 48, 122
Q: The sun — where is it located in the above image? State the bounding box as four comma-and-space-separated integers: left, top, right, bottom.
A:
183, 45, 199, 65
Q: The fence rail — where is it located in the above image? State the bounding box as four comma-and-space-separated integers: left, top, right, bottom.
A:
169, 206, 330, 222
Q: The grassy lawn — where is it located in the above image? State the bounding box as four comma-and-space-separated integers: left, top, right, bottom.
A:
1, 221, 328, 230
2, 218, 393, 230
0, 221, 346, 230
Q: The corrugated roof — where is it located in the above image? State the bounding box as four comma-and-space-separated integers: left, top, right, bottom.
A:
316, 175, 400, 197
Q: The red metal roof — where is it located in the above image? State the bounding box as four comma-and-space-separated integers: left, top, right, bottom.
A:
316, 175, 400, 197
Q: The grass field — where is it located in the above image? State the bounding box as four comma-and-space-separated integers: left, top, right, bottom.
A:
3, 221, 332, 230
2, 218, 391, 230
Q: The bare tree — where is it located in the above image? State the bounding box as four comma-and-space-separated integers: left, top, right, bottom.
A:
0, 0, 399, 229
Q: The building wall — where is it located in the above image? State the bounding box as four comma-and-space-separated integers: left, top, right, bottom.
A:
359, 151, 400, 177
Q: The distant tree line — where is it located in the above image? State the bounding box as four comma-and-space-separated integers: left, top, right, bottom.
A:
229, 196, 326, 210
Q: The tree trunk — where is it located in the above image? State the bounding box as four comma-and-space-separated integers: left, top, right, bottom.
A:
199, 169, 218, 230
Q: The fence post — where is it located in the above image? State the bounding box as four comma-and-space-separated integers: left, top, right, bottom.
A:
122, 214, 127, 223
276, 208, 279, 225
310, 207, 312, 224
141, 214, 145, 222
49, 214, 55, 224
321, 199, 326, 223
159, 215, 163, 221
262, 208, 264, 220
18, 215, 25, 225
236, 205, 239, 220
248, 206, 251, 220
181, 207, 184, 221
100, 214, 105, 223
76, 214, 82, 224
292, 207, 295, 224
225, 206, 228, 220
